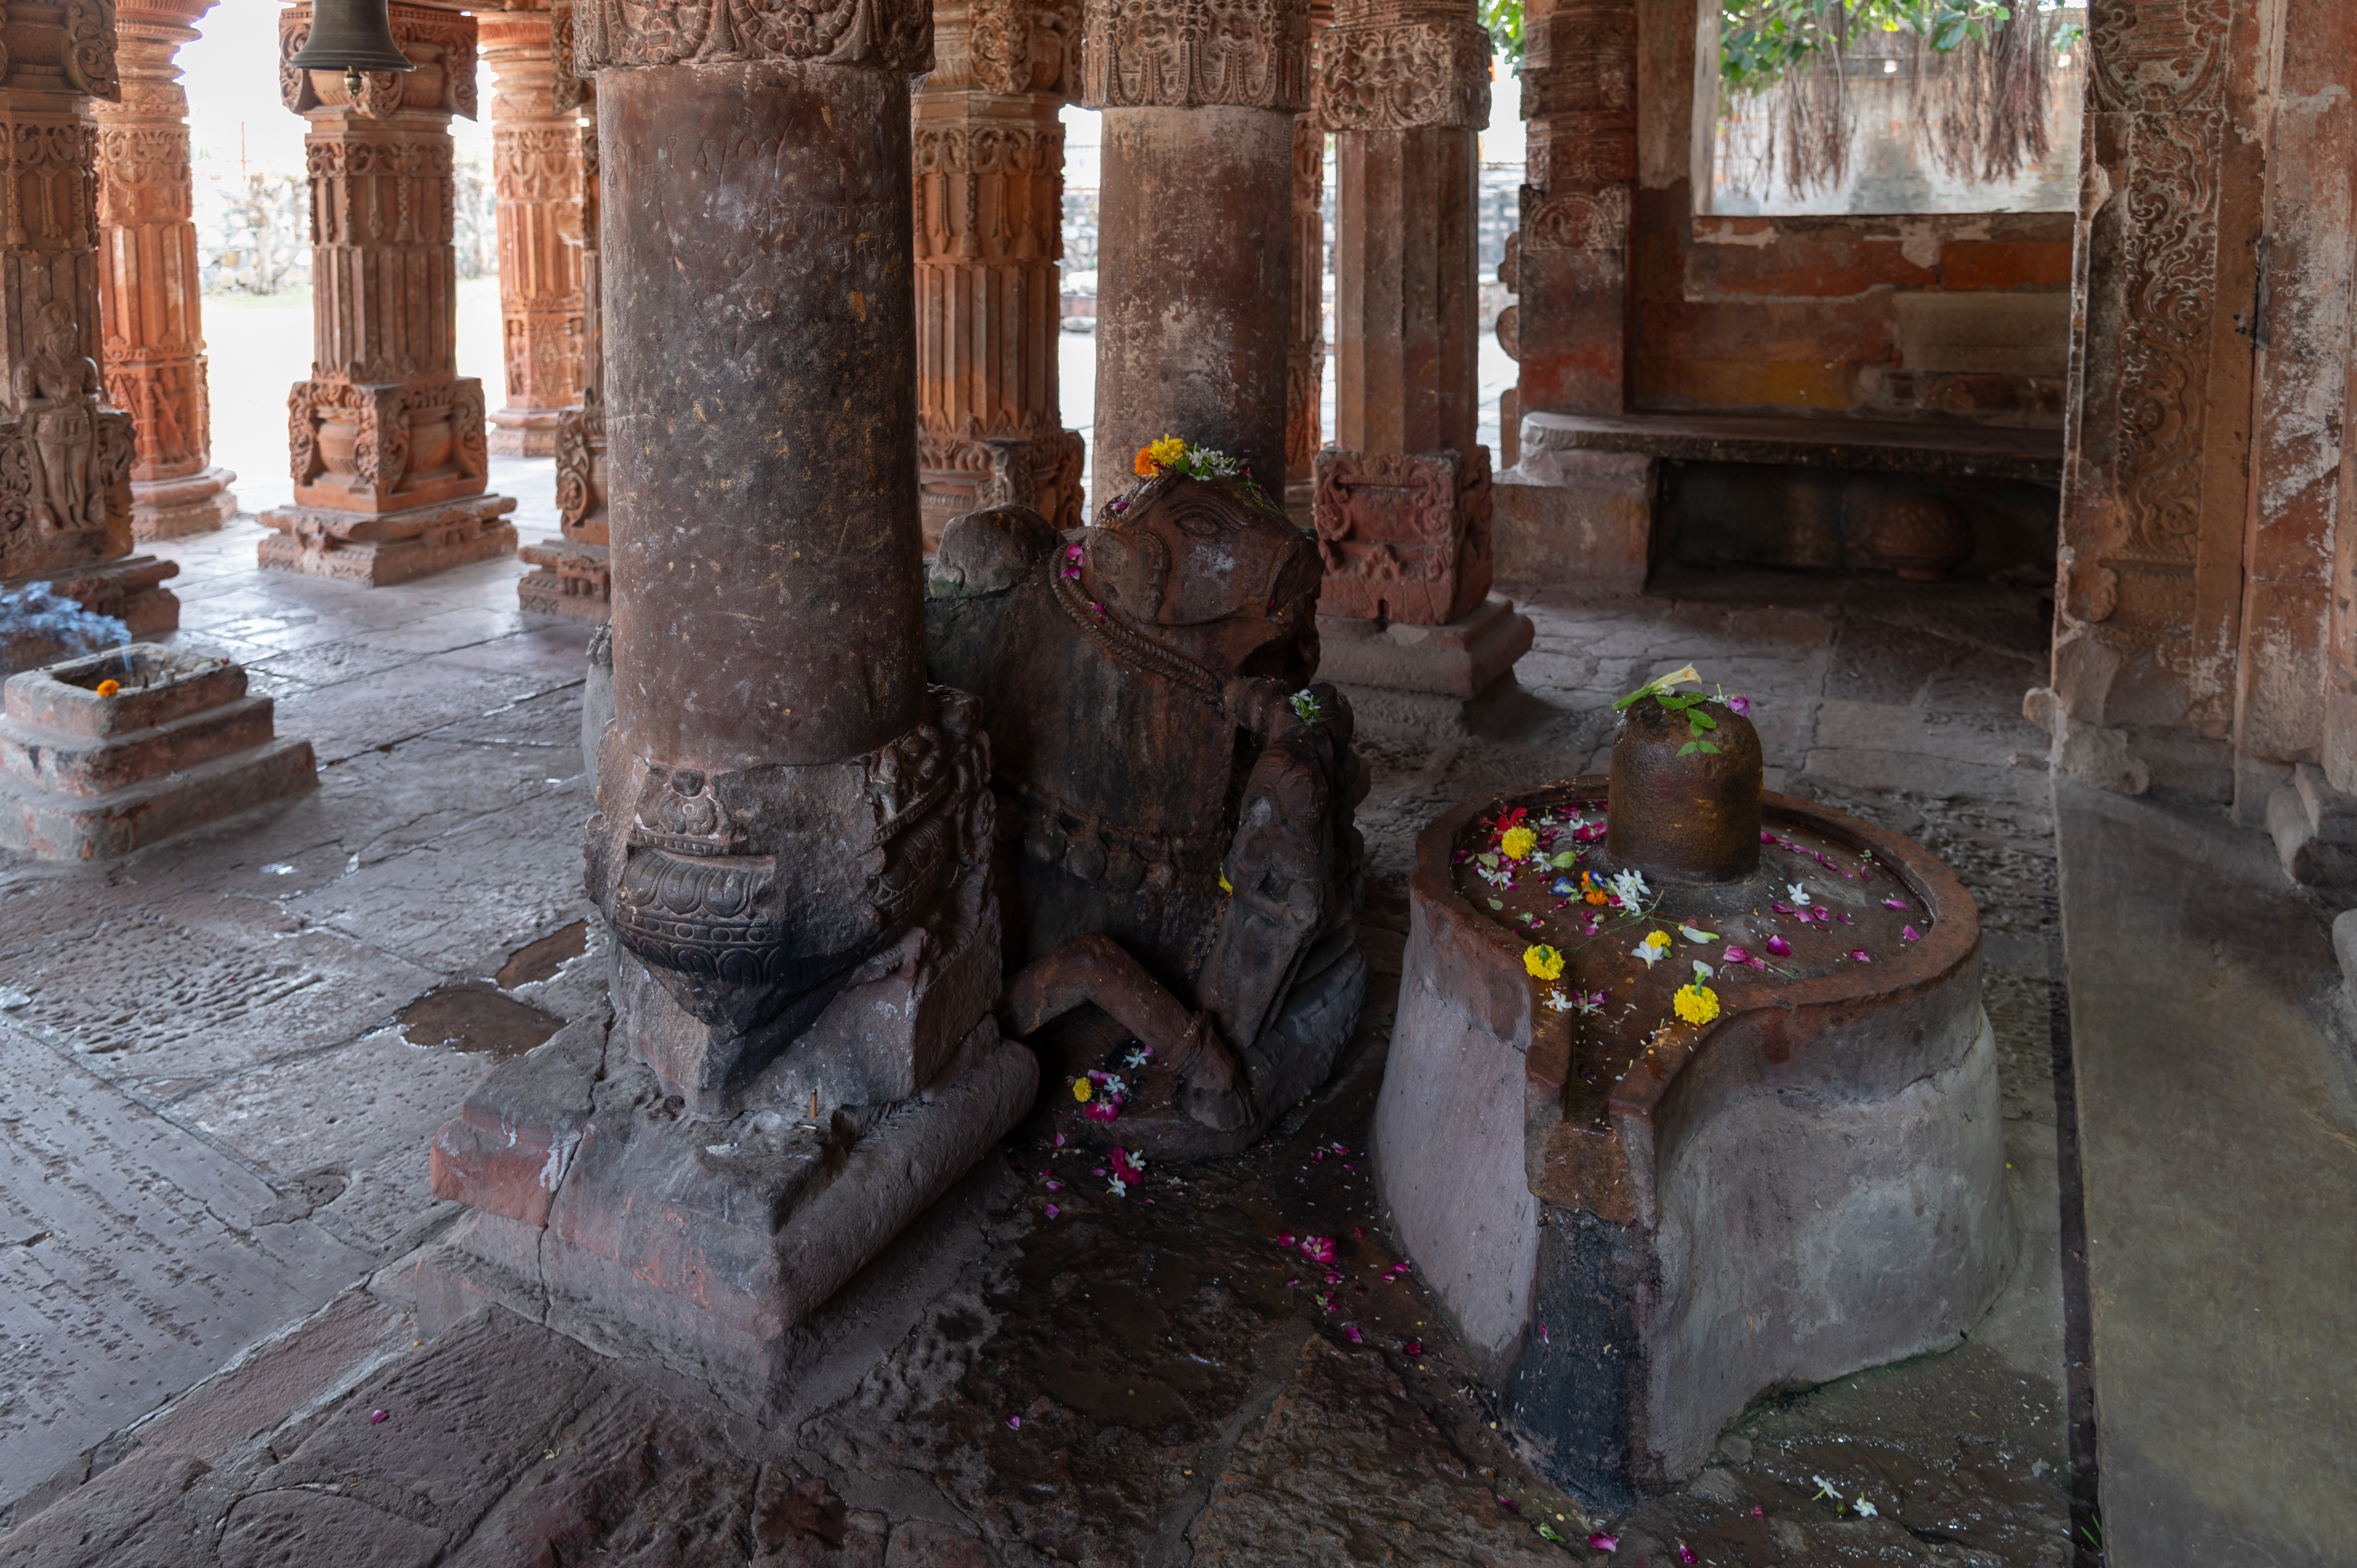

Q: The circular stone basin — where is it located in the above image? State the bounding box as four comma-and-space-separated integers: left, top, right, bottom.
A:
1373, 776, 2012, 1503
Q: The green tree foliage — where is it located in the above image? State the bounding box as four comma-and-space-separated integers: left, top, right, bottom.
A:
1480, 0, 2014, 84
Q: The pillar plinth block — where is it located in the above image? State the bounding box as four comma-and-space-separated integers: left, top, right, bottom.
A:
1311, 445, 1495, 623
0, 644, 316, 859
257, 493, 518, 585
130, 465, 238, 539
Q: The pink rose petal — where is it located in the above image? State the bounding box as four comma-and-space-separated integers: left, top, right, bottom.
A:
1765, 935, 1791, 956
1589, 1535, 1618, 1553
1848, 949, 1872, 963
1343, 1323, 1364, 1344
1043, 1203, 1060, 1218
1007, 1414, 1022, 1429
1679, 1546, 1699, 1564
1882, 898, 1909, 910
1759, 829, 1775, 843
1496, 1495, 1519, 1513
369, 1410, 388, 1424
1045, 1179, 1063, 1192
1404, 1338, 1423, 1356
1722, 945, 1750, 965
1903, 924, 1922, 941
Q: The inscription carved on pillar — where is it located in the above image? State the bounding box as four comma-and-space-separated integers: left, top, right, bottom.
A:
1512, 0, 1633, 414
0, 0, 178, 653
913, 0, 1083, 544
482, 6, 584, 458
260, 4, 516, 585
94, 0, 235, 539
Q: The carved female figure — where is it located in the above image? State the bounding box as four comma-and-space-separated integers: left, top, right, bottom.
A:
11, 301, 103, 531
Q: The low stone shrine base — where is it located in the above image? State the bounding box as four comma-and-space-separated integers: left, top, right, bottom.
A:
130, 465, 239, 542
420, 1014, 1037, 1406
1, 555, 183, 675
517, 537, 612, 621
257, 494, 518, 586
1314, 595, 1534, 733
0, 644, 316, 859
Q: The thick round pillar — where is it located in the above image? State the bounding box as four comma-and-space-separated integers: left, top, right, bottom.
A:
1080, 0, 1308, 515
96, 0, 237, 539
600, 62, 923, 775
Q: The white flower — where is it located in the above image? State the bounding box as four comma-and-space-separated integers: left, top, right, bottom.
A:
1786, 883, 1811, 906
1691, 959, 1715, 981
1633, 938, 1667, 966
1108, 1177, 1128, 1197
1102, 1075, 1127, 1099
1544, 988, 1573, 1012
1609, 869, 1651, 907
1854, 1497, 1878, 1519
1678, 924, 1716, 943
1124, 1048, 1149, 1069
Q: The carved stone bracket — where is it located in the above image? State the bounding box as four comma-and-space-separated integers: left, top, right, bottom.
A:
574, 0, 934, 73
1311, 445, 1493, 624
1078, 0, 1310, 111
1313, 15, 1487, 132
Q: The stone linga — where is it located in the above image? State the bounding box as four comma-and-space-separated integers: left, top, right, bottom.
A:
926, 468, 1371, 1159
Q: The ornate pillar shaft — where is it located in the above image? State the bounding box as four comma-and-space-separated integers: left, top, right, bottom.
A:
481, 3, 584, 457
1081, 0, 1309, 514
1283, 98, 1324, 511
912, 0, 1083, 546
1311, 0, 1492, 625
0, 0, 179, 658
261, 4, 516, 585
94, 0, 235, 540
1513, 0, 1635, 415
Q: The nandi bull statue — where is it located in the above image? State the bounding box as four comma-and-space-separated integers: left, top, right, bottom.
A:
925, 444, 1369, 1156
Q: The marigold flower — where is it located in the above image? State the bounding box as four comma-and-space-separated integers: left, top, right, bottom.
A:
96, 679, 120, 697
1135, 434, 1186, 475
1499, 826, 1537, 860
1071, 1078, 1092, 1103
1673, 982, 1720, 1026
1524, 943, 1565, 981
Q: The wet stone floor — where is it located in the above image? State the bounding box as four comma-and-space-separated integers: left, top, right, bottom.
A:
0, 521, 2074, 1566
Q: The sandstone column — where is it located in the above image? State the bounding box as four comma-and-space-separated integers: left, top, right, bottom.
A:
1513, 0, 1635, 415
260, 4, 516, 585
1306, 0, 1529, 724
94, 0, 236, 540
0, 0, 179, 660
517, 0, 607, 617
481, 2, 583, 457
1082, 0, 1308, 514
1283, 91, 1324, 523
912, 0, 1085, 547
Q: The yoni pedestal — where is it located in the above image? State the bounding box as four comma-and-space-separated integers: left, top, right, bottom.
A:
1311, 445, 1533, 732
423, 687, 1035, 1399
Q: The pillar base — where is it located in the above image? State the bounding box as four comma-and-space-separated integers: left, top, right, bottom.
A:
0, 644, 316, 860
1314, 596, 1534, 736
517, 537, 611, 620
0, 555, 182, 674
489, 407, 565, 457
257, 494, 519, 586
421, 1012, 1037, 1405
130, 466, 239, 542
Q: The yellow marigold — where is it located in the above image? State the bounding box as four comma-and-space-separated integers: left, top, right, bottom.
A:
1072, 1077, 1093, 1103
1136, 434, 1186, 475
1642, 930, 1671, 952
95, 679, 120, 698
1673, 983, 1720, 1026
1499, 826, 1537, 860
1524, 943, 1565, 981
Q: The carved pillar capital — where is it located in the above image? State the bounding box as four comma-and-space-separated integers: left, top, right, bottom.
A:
0, 0, 122, 101
1078, 0, 1311, 111
932, 0, 1081, 95
279, 3, 478, 121
1312, 11, 1488, 132
574, 0, 933, 73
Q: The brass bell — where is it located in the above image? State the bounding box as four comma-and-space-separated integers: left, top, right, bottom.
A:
287, 0, 416, 98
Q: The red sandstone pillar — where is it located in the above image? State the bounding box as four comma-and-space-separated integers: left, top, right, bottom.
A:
911, 0, 1085, 547
1305, 0, 1529, 721
481, 3, 584, 458
260, 4, 516, 586
1081, 0, 1308, 514
1283, 84, 1326, 522
1514, 0, 1635, 415
95, 0, 236, 540
0, 0, 179, 656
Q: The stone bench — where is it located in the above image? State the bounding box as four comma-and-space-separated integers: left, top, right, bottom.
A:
1495, 410, 2065, 594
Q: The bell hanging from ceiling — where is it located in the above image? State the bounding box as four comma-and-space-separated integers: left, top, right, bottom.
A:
286, 0, 416, 98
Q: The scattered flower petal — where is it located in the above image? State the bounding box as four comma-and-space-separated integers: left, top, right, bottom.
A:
1007, 1414, 1022, 1429
1848, 949, 1872, 963
1496, 1495, 1520, 1513
1765, 935, 1791, 956
1786, 884, 1811, 906
1903, 924, 1922, 941
1882, 898, 1909, 911
1678, 1544, 1699, 1564
369, 1410, 388, 1424
1404, 1338, 1423, 1356
1589, 1534, 1619, 1552
1343, 1324, 1364, 1344
1043, 1203, 1060, 1218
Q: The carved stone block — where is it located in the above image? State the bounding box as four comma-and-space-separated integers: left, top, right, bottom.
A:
1311, 444, 1493, 624
0, 644, 316, 859
919, 428, 1086, 546
517, 536, 612, 621
287, 376, 493, 516
256, 493, 519, 585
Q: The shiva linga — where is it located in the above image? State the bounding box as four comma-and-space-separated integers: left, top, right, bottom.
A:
1371, 667, 2012, 1502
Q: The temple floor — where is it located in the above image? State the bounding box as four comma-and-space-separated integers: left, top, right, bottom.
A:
14, 513, 2337, 1566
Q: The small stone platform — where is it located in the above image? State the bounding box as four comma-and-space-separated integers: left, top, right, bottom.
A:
0, 644, 315, 859
130, 465, 238, 542
257, 494, 518, 586
516, 536, 611, 620
1315, 594, 1534, 733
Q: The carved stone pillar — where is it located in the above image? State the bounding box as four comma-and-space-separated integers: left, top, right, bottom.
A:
481, 3, 584, 457
1514, 0, 1634, 415
94, 0, 235, 540
1283, 97, 1324, 523
424, 0, 1034, 1378
1305, 0, 1529, 726
911, 0, 1084, 549
0, 0, 179, 662
517, 0, 608, 618
1081, 0, 1308, 514
259, 5, 516, 585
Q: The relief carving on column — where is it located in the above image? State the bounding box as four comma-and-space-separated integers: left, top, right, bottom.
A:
1311, 10, 1487, 132
574, 0, 933, 71
965, 0, 1079, 92
1283, 108, 1323, 485
1310, 445, 1492, 624
1078, 0, 1311, 111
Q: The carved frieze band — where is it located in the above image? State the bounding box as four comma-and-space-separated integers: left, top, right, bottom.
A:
956, 0, 1080, 95
280, 5, 479, 119
0, 0, 122, 99
1313, 17, 1487, 132
288, 376, 487, 491
2086, 0, 2231, 114
574, 0, 933, 73
1078, 0, 1310, 111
